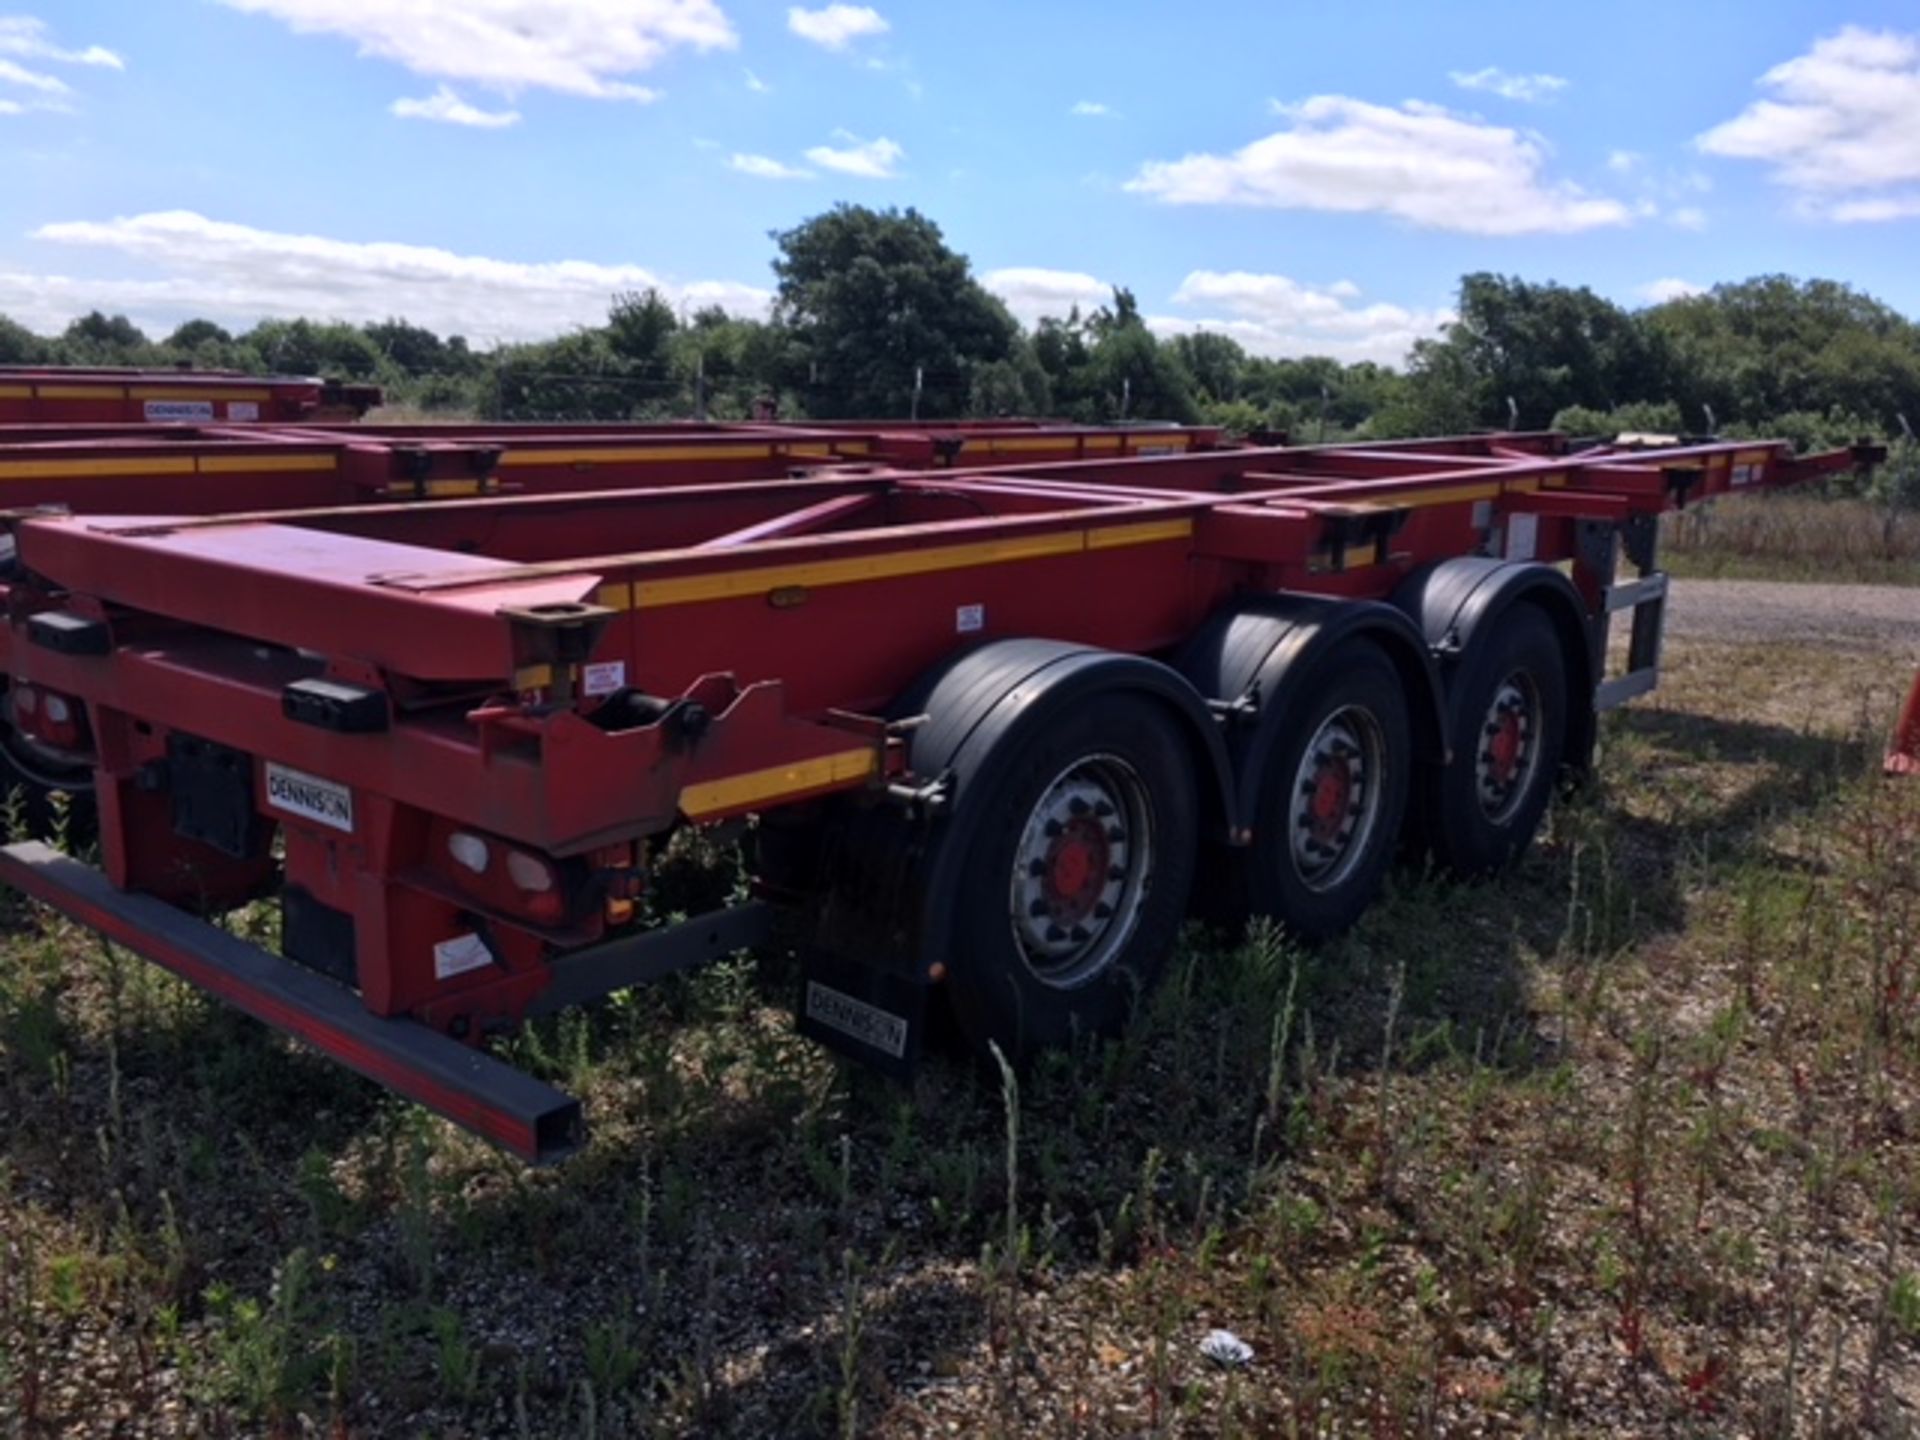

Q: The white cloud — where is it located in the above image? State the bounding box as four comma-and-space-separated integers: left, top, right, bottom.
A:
9, 211, 770, 343
0, 16, 122, 112
803, 131, 902, 177
391, 85, 521, 127
1126, 95, 1631, 234
744, 67, 768, 92
786, 4, 888, 50
990, 264, 1446, 365
0, 16, 123, 69
1668, 205, 1707, 230
211, 0, 734, 103
982, 268, 1113, 325
729, 151, 813, 179
1638, 278, 1706, 304
1070, 100, 1112, 118
1449, 66, 1568, 103
1607, 149, 1642, 173
1697, 26, 1920, 221
0, 57, 69, 94
1158, 271, 1452, 366
1831, 194, 1920, 223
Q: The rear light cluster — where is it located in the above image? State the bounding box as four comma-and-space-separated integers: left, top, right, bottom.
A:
9, 683, 87, 752
426, 822, 643, 931
436, 826, 565, 924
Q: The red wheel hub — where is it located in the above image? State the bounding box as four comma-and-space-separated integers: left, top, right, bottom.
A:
1308, 757, 1351, 843
1488, 709, 1523, 786
1044, 817, 1110, 923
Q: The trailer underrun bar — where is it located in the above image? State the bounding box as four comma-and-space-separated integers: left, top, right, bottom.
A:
0, 427, 1881, 1162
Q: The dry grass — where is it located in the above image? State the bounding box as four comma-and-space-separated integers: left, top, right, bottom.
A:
1665, 494, 1920, 585
2, 626, 1918, 1437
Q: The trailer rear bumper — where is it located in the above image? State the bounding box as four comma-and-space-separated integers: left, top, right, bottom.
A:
0, 840, 584, 1165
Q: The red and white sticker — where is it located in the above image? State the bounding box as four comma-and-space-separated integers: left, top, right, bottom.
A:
584, 661, 627, 697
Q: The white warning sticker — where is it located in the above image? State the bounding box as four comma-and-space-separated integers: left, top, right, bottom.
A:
1505, 512, 1540, 561
226, 401, 260, 422
583, 660, 627, 697
434, 932, 494, 981
956, 603, 985, 634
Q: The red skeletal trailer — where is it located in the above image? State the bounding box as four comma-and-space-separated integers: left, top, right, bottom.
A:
0, 427, 1882, 1160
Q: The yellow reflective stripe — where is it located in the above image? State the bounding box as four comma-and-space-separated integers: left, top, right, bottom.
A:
384, 478, 490, 498
0, 456, 198, 480
1332, 475, 1552, 510
129, 386, 273, 401
1085, 518, 1194, 549
511, 664, 554, 691
1734, 448, 1772, 467
199, 454, 337, 475
498, 444, 776, 467
679, 748, 877, 817
0, 385, 30, 399
0, 454, 338, 482
980, 437, 1079, 453
625, 519, 1194, 610
35, 385, 124, 400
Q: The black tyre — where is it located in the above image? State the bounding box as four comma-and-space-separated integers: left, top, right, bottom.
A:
1244, 640, 1411, 940
939, 693, 1198, 1059
0, 728, 96, 843
1420, 602, 1567, 878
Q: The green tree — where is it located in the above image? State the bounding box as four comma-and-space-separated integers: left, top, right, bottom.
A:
1646, 276, 1920, 434
1168, 331, 1247, 405
165, 319, 233, 351
0, 315, 46, 364
606, 289, 679, 375
59, 311, 153, 365
771, 205, 1019, 418
242, 319, 384, 379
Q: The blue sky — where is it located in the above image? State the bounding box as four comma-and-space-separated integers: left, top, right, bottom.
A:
2, 1, 1917, 363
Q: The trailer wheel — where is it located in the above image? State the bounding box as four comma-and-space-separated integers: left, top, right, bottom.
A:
0, 727, 95, 842
1245, 640, 1411, 939
1421, 602, 1567, 878
941, 694, 1198, 1058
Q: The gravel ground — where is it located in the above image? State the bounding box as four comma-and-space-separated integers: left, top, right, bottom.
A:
1665, 577, 1920, 653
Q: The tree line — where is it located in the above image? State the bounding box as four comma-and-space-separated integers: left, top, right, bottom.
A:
4, 205, 1916, 494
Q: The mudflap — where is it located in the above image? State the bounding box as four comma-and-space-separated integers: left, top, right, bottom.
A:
796, 948, 929, 1081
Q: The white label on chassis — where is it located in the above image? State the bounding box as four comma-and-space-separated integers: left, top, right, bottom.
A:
805, 981, 909, 1059
434, 932, 494, 981
144, 400, 215, 422
264, 762, 354, 833
583, 660, 627, 697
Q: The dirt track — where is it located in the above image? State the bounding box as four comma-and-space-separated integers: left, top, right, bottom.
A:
1666, 578, 1919, 654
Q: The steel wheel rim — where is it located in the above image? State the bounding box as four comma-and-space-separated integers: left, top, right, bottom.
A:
1287, 705, 1387, 893
1007, 754, 1155, 989
1474, 671, 1542, 825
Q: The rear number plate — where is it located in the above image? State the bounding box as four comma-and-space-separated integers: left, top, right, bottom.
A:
265, 762, 354, 833
804, 981, 908, 1059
